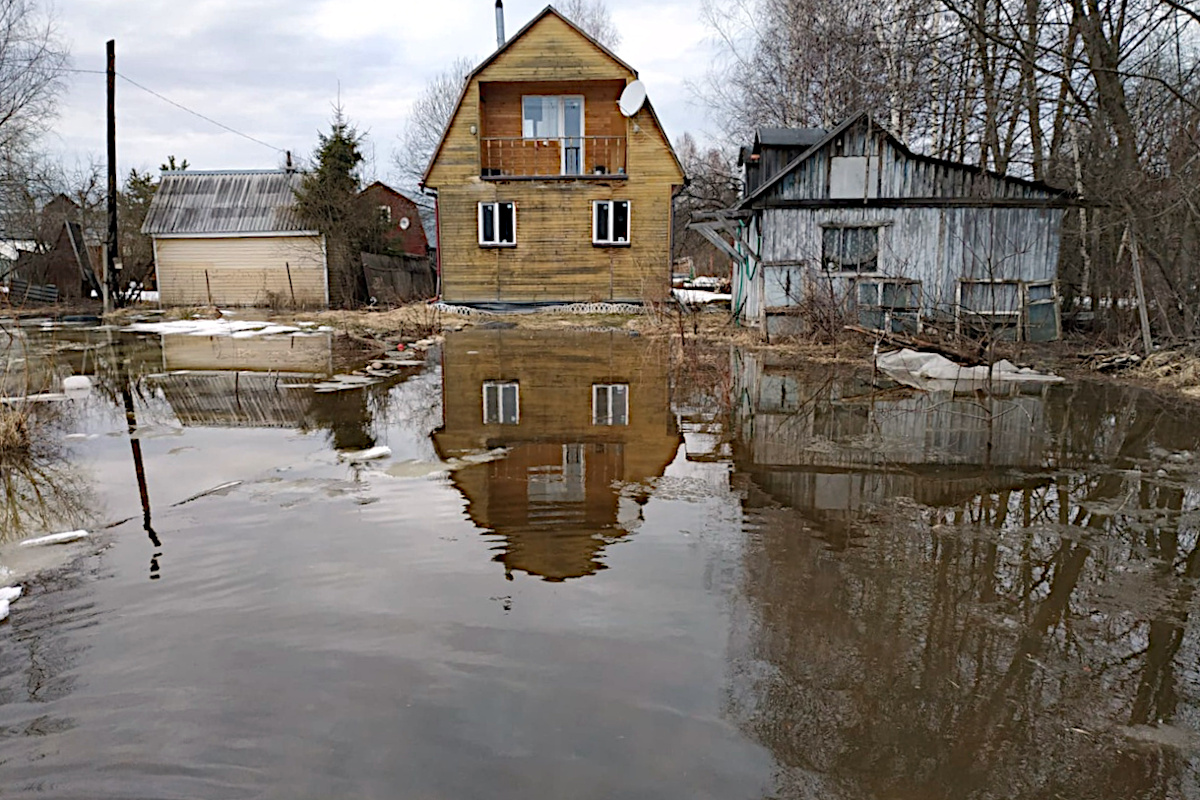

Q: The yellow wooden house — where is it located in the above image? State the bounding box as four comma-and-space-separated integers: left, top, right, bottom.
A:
422, 5, 685, 305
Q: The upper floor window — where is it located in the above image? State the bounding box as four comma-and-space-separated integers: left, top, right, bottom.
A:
478, 202, 516, 247
522, 95, 584, 175
822, 225, 879, 273
377, 205, 392, 224
593, 200, 630, 245
593, 384, 629, 426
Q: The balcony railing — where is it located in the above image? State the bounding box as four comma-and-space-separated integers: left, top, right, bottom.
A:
481, 136, 627, 179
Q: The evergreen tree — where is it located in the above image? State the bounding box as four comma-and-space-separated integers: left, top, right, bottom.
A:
294, 110, 381, 306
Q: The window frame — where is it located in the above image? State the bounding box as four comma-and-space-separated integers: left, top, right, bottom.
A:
592, 383, 629, 426
820, 224, 881, 274
592, 200, 632, 246
521, 95, 586, 175
483, 381, 520, 425
478, 202, 517, 247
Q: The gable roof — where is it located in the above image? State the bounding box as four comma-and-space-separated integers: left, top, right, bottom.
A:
756, 127, 828, 149
738, 111, 1071, 209
423, 5, 676, 187
142, 170, 312, 236
360, 181, 419, 206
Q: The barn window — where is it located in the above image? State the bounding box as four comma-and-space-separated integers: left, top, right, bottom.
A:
478, 202, 516, 246
592, 384, 629, 425
593, 200, 631, 245
822, 226, 879, 273
377, 205, 392, 224
483, 381, 520, 424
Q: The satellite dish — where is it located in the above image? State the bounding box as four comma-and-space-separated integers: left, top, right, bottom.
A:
618, 81, 647, 117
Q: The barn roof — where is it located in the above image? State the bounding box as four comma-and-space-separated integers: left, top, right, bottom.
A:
738, 111, 1073, 209
142, 170, 312, 236
756, 127, 828, 148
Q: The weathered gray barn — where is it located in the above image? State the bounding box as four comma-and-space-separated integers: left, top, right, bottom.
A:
142, 170, 328, 308
697, 112, 1074, 339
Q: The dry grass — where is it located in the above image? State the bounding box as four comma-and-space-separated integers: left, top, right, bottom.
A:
1134, 348, 1200, 398
0, 406, 31, 457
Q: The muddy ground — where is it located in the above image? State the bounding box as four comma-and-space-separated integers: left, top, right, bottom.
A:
5, 298, 1196, 400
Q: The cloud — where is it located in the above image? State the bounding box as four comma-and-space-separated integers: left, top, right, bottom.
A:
45, 0, 718, 177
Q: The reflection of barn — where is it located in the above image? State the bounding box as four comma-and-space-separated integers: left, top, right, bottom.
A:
151, 373, 314, 428
161, 333, 334, 374
433, 330, 680, 581
149, 332, 375, 448
733, 350, 1057, 540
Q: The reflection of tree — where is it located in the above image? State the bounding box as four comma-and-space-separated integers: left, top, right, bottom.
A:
0, 409, 94, 543
730, 374, 1200, 799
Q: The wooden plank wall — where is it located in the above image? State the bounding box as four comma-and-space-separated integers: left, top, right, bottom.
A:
756, 206, 1064, 315
425, 13, 683, 303
480, 80, 625, 139
769, 117, 1055, 203
156, 236, 327, 307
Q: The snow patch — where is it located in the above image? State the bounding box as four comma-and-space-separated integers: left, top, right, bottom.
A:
19, 530, 90, 547
125, 319, 333, 337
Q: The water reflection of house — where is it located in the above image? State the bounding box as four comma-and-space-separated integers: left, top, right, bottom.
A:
433, 330, 681, 581
150, 334, 332, 428
734, 350, 1056, 539
149, 333, 376, 448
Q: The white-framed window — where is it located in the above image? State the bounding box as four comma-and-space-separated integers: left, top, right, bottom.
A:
483, 381, 520, 425
821, 225, 879, 273
478, 202, 516, 247
593, 200, 631, 245
377, 205, 392, 223
592, 384, 629, 425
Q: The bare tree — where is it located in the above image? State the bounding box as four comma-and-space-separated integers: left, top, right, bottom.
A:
392, 57, 474, 207
673, 133, 740, 274
558, 0, 622, 50
0, 0, 68, 155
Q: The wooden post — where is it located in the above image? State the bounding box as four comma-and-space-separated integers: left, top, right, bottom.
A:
106, 39, 120, 312
286, 261, 296, 307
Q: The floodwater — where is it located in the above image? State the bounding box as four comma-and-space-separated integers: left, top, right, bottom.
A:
1, 321, 1200, 798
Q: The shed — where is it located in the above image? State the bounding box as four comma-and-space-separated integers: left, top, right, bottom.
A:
696, 112, 1074, 340
142, 170, 328, 307
9, 221, 100, 302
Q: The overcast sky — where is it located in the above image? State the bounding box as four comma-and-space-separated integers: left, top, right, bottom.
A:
47, 0, 718, 182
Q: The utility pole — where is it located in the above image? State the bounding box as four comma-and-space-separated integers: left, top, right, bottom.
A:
105, 39, 120, 313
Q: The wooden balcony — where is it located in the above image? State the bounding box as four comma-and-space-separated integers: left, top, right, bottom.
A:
481, 136, 627, 180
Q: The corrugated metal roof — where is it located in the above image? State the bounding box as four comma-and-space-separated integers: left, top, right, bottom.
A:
142, 170, 310, 235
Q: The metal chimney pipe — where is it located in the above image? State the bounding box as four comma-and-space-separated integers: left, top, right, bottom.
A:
495, 0, 505, 48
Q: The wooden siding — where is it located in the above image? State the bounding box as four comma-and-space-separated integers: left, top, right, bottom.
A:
437, 180, 673, 302
155, 235, 327, 307
754, 205, 1062, 314
425, 10, 683, 303
758, 116, 1058, 206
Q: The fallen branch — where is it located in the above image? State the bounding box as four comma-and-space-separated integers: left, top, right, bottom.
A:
844, 325, 983, 365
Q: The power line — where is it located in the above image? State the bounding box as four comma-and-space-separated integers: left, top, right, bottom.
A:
61, 66, 286, 154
